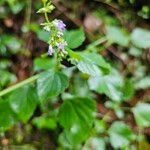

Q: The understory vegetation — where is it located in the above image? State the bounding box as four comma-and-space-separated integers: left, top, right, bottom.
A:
0, 0, 150, 149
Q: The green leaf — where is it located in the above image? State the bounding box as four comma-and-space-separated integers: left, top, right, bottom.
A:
23, 24, 49, 42
0, 59, 11, 69
33, 57, 55, 71
0, 70, 17, 88
95, 120, 106, 134
77, 60, 102, 77
37, 3, 55, 13
58, 97, 96, 146
58, 97, 96, 129
129, 47, 142, 57
108, 121, 135, 149
135, 77, 150, 89
9, 85, 38, 123
122, 79, 135, 101
0, 100, 17, 131
64, 28, 85, 49
131, 28, 150, 48
2, 35, 22, 54
6, 0, 25, 14
83, 137, 106, 150
71, 74, 93, 97
80, 52, 111, 74
132, 103, 150, 127
37, 69, 69, 102
88, 70, 123, 102
32, 115, 57, 130
106, 26, 130, 47
105, 101, 124, 119
76, 52, 111, 76
36, 29, 50, 42
59, 126, 90, 148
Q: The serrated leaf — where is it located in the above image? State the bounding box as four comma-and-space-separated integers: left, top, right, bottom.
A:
131, 28, 150, 48
58, 97, 96, 129
108, 121, 135, 149
76, 52, 111, 76
9, 85, 38, 123
132, 103, 150, 127
88, 70, 123, 102
77, 60, 102, 76
59, 125, 90, 148
64, 29, 85, 49
106, 26, 130, 47
37, 69, 69, 102
80, 52, 111, 74
58, 97, 96, 146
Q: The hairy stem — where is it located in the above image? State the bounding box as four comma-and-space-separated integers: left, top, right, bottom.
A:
0, 74, 40, 97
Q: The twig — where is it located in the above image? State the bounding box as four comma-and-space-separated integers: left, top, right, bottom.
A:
93, 0, 125, 26
107, 46, 127, 66
94, 0, 120, 12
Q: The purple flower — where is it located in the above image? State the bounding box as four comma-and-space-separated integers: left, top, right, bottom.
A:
54, 19, 66, 31
58, 43, 65, 50
48, 45, 53, 55
57, 42, 67, 51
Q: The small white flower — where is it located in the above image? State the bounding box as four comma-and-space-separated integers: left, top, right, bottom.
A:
57, 31, 64, 38
57, 41, 67, 50
44, 26, 50, 32
48, 45, 53, 55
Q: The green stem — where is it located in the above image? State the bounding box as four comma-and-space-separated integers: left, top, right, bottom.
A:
54, 52, 61, 71
45, 12, 50, 23
87, 36, 107, 49
44, 2, 50, 23
0, 74, 40, 97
